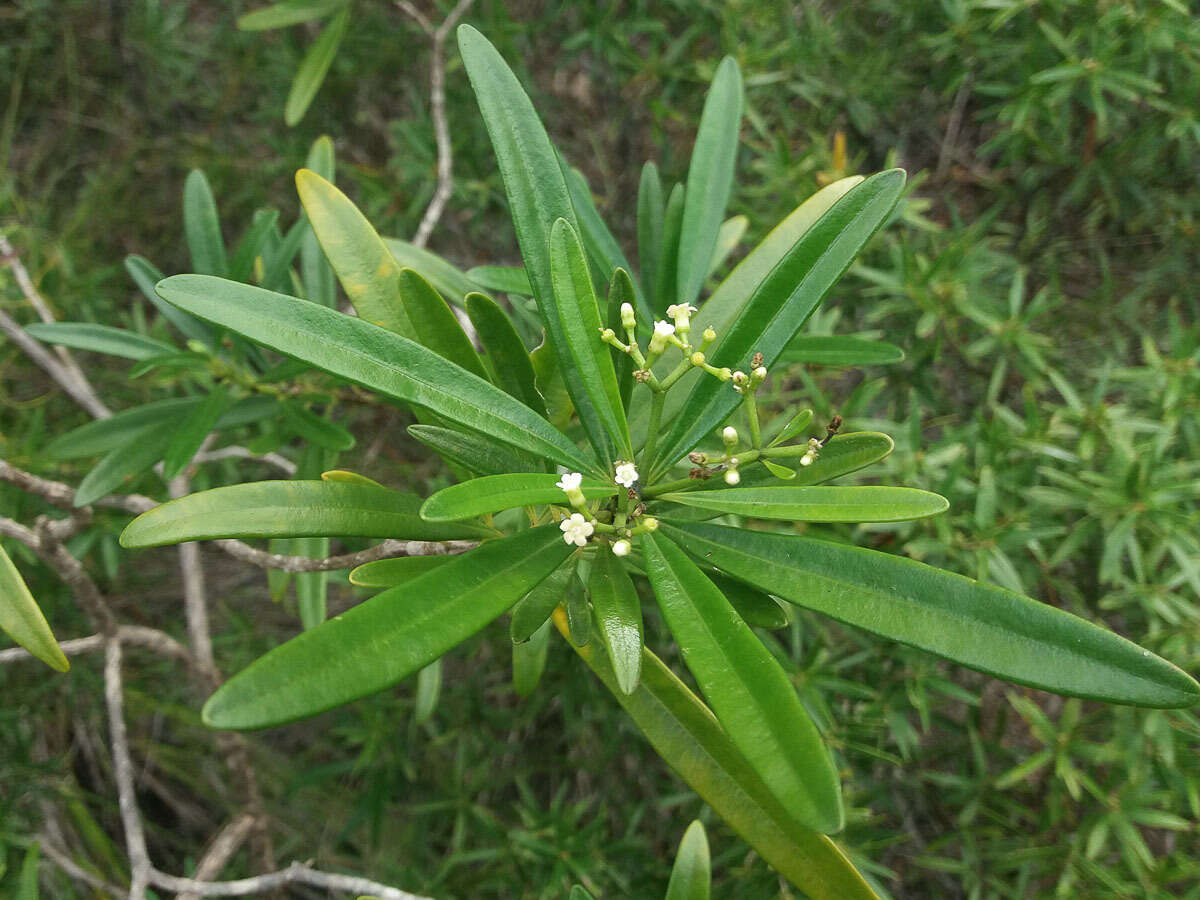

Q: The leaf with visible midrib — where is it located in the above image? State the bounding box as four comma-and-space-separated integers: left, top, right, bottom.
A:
663, 520, 1200, 709
203, 526, 571, 729
154, 275, 599, 476
0, 545, 69, 672
422, 473, 617, 523
658, 486, 949, 522
642, 532, 844, 834
120, 481, 492, 548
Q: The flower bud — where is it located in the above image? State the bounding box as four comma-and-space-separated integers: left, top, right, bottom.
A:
722, 426, 739, 447
649, 320, 676, 354
620, 302, 636, 330
611, 539, 631, 557
690, 351, 706, 366
724, 468, 741, 485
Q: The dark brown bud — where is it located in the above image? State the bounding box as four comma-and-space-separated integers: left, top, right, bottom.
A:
689, 467, 715, 479
751, 352, 764, 368
688, 451, 707, 465
633, 369, 651, 383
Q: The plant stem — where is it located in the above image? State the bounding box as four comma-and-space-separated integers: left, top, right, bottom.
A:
744, 390, 762, 448
642, 390, 665, 471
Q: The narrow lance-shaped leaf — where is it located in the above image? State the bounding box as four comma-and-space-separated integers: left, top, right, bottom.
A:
47, 398, 202, 459
663, 521, 1200, 709
75, 430, 171, 507
284, 7, 349, 126
458, 26, 622, 463
125, 255, 213, 345
385, 238, 481, 305
162, 385, 231, 480
397, 268, 489, 380
677, 56, 743, 306
650, 170, 905, 479
642, 532, 844, 833
350, 555, 451, 588
230, 208, 282, 284
654, 183, 685, 315
666, 820, 710, 900
24, 323, 177, 361
121, 481, 492, 549
237, 0, 347, 30
155, 275, 600, 475
780, 335, 906, 367
422, 473, 617, 523
556, 610, 879, 899
296, 169, 412, 334
706, 215, 748, 281
606, 269, 636, 410
637, 161, 664, 314
202, 525, 572, 729
282, 402, 356, 452
512, 618, 551, 697
548, 218, 633, 462
589, 550, 643, 695
413, 658, 441, 724
658, 486, 949, 523
183, 170, 228, 277
465, 266, 532, 297
561, 159, 645, 313
293, 535, 329, 630
0, 545, 69, 672
511, 556, 577, 643
466, 292, 546, 416
300, 137, 337, 307
407, 424, 531, 478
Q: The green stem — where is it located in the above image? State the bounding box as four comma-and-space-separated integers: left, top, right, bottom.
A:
657, 357, 693, 392
744, 390, 762, 449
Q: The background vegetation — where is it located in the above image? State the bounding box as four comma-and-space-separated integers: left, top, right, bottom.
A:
2, 0, 1198, 897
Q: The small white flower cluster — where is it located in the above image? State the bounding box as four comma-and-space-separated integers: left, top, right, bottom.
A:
554, 465, 645, 554
799, 438, 821, 467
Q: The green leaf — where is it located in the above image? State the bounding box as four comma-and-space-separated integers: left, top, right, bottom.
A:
663, 521, 1200, 709
398, 269, 489, 380
606, 269, 636, 410
155, 275, 599, 475
230, 208, 282, 284
658, 486, 949, 522
653, 171, 905, 478
707, 572, 790, 630
183, 170, 228, 277
465, 266, 532, 296
589, 550, 643, 695
752, 431, 894, 486
512, 618, 551, 697
677, 57, 743, 306
768, 408, 814, 448
421, 473, 617, 523
284, 7, 349, 126
282, 402, 356, 452
75, 431, 170, 507
511, 557, 576, 643
413, 658, 441, 724
238, 0, 347, 30
121, 481, 491, 548
666, 820, 710, 900
562, 162, 644, 311
642, 533, 843, 833
636, 161, 664, 307
780, 335, 906, 367
466, 292, 546, 415
761, 459, 796, 480
654, 183, 685, 314
24, 323, 177, 361
321, 469, 383, 488
560, 613, 879, 898
202, 525, 571, 729
458, 26, 623, 463
531, 336, 574, 431
301, 140, 337, 308
126, 255, 213, 344
17, 841, 39, 900
293, 535, 328, 629
162, 385, 231, 480
707, 215, 748, 281
296, 169, 411, 336
47, 397, 199, 459
407, 424, 530, 478
565, 571, 591, 647
548, 218, 633, 461
0, 545, 69, 672
350, 555, 451, 588
384, 238, 480, 305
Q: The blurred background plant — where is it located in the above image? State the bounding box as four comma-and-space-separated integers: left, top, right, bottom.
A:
1, 0, 1197, 897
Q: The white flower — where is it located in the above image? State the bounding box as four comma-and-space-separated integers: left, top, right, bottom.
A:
799, 452, 815, 467
649, 319, 676, 354
556, 472, 583, 493
614, 461, 639, 488
654, 320, 676, 337
666, 303, 697, 319
560, 513, 595, 547
611, 539, 631, 557
724, 469, 741, 485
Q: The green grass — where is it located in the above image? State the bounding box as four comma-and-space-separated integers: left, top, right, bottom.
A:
2, 1, 1198, 897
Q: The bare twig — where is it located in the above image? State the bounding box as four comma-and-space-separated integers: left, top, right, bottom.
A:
176, 814, 258, 900
171, 475, 218, 682
0, 305, 112, 419
0, 625, 192, 666
0, 234, 108, 417
192, 445, 297, 477
214, 536, 478, 572
149, 861, 434, 899
397, 0, 476, 249
106, 638, 152, 899
937, 72, 974, 177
